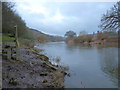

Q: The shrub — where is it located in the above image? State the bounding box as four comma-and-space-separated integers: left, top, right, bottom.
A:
73, 35, 93, 43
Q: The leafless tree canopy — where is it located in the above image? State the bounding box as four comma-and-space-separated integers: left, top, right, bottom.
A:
99, 1, 120, 31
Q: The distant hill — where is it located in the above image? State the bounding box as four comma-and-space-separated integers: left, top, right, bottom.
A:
28, 28, 65, 42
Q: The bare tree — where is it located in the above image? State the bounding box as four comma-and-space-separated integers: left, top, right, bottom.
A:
99, 1, 120, 31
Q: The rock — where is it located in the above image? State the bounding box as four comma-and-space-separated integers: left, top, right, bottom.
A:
9, 78, 18, 86
42, 80, 48, 83
21, 76, 25, 79
67, 73, 71, 77
41, 64, 45, 68
40, 73, 47, 76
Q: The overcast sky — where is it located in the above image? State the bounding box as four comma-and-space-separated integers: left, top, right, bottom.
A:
15, 1, 115, 36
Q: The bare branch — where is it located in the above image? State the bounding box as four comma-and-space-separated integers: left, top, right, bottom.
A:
99, 1, 120, 31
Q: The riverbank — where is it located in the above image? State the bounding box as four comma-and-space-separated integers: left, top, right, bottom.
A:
2, 42, 66, 88
65, 36, 119, 47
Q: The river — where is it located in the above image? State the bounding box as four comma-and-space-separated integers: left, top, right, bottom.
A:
35, 41, 118, 88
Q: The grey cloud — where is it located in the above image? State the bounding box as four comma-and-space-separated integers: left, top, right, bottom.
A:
16, 2, 115, 36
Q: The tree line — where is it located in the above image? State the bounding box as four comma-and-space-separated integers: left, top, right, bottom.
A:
2, 2, 36, 40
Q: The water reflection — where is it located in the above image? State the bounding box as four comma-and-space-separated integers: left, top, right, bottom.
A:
96, 47, 118, 86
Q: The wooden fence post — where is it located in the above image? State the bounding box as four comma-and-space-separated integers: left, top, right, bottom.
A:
15, 25, 20, 60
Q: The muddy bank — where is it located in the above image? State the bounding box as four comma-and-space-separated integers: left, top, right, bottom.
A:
2, 47, 66, 88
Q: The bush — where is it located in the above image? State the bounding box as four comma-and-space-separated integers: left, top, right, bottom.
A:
73, 35, 93, 43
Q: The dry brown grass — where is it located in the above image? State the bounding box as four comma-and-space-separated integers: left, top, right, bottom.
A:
73, 35, 93, 43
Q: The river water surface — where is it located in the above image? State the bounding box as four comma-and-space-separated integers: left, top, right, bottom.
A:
35, 41, 118, 88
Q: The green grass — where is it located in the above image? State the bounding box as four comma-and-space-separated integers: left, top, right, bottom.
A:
0, 33, 2, 43
2, 34, 15, 42
2, 33, 35, 48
